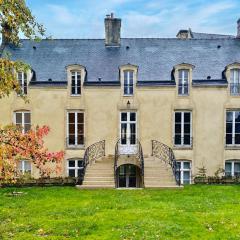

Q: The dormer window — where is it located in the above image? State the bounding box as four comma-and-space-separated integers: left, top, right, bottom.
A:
71, 71, 81, 95
230, 69, 240, 95
124, 70, 134, 95
17, 71, 27, 95
178, 69, 189, 96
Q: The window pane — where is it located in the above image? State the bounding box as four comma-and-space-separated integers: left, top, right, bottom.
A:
184, 124, 190, 134
121, 123, 127, 144
130, 113, 136, 121
121, 113, 127, 121
68, 135, 75, 145
16, 113, 22, 124
175, 135, 181, 145
24, 113, 31, 124
184, 135, 190, 145
68, 160, 75, 167
78, 124, 84, 134
235, 112, 240, 122
225, 162, 232, 176
226, 134, 232, 144
226, 112, 233, 122
175, 112, 181, 122
234, 162, 240, 176
25, 161, 31, 172
184, 113, 191, 123
183, 162, 190, 169
78, 113, 84, 124
17, 161, 23, 171
183, 171, 190, 184
175, 124, 181, 134
68, 169, 75, 177
24, 124, 31, 133
78, 135, 84, 145
68, 113, 75, 123
226, 123, 232, 133
235, 134, 240, 144
78, 160, 84, 167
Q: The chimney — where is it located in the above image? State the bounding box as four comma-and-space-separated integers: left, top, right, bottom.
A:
104, 13, 121, 47
237, 18, 240, 38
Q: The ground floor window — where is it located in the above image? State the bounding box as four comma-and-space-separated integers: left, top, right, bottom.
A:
17, 160, 31, 175
176, 161, 191, 184
225, 161, 240, 177
67, 159, 84, 177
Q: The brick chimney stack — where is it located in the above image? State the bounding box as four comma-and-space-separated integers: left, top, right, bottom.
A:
104, 13, 121, 47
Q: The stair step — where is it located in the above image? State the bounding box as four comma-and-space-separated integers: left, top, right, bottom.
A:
84, 177, 114, 181
77, 185, 114, 189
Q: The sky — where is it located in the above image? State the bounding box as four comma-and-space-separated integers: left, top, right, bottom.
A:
26, 0, 240, 39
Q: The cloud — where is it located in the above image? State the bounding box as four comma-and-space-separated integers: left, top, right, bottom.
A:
28, 0, 238, 38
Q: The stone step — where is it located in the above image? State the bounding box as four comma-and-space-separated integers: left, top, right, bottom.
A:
85, 173, 114, 177
83, 180, 115, 185
77, 185, 114, 189
84, 176, 114, 181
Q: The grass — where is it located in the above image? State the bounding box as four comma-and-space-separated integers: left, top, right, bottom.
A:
0, 186, 240, 240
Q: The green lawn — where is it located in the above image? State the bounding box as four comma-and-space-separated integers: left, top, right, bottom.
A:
0, 186, 240, 240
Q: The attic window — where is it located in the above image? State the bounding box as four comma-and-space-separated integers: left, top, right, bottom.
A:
48, 78, 52, 82
207, 76, 211, 80
71, 71, 81, 95
17, 71, 27, 95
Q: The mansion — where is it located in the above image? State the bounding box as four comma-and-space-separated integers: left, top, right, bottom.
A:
1, 14, 240, 188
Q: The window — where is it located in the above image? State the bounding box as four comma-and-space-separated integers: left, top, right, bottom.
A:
67, 112, 84, 147
71, 71, 81, 95
17, 160, 31, 175
15, 112, 31, 133
230, 69, 240, 95
67, 159, 84, 177
174, 111, 192, 146
124, 70, 134, 95
178, 69, 189, 96
225, 161, 240, 177
17, 71, 27, 95
176, 161, 191, 184
226, 111, 240, 145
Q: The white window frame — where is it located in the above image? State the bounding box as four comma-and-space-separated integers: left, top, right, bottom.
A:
120, 111, 137, 146
123, 70, 134, 96
14, 111, 31, 134
71, 71, 81, 96
178, 69, 189, 96
67, 111, 84, 147
226, 111, 240, 146
230, 69, 240, 95
67, 159, 83, 177
174, 111, 192, 147
225, 161, 240, 177
18, 160, 32, 175
17, 71, 27, 95
177, 161, 191, 184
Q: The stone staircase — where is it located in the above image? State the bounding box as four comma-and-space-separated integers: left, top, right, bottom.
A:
78, 156, 115, 189
144, 156, 180, 188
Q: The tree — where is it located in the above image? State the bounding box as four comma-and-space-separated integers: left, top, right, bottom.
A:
0, 125, 64, 183
0, 1, 64, 184
0, 0, 46, 98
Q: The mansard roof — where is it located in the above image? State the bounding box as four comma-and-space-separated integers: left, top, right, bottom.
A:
4, 37, 240, 84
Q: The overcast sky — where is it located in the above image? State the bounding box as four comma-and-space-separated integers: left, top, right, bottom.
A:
26, 0, 240, 38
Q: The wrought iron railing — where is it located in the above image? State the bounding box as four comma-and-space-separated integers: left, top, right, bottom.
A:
81, 140, 105, 180
114, 138, 144, 187
152, 140, 181, 186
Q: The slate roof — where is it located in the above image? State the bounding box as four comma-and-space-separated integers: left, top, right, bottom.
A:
3, 36, 240, 85
191, 32, 235, 39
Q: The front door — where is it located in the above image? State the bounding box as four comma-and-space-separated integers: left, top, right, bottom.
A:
118, 164, 137, 188
119, 112, 137, 154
